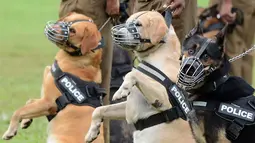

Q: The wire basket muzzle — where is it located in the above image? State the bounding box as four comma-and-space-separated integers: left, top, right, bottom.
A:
44, 21, 69, 46
177, 57, 206, 90
111, 24, 141, 50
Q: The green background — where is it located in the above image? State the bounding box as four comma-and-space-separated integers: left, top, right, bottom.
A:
0, 0, 253, 143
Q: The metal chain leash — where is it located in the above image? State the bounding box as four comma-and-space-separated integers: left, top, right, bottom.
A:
229, 44, 255, 62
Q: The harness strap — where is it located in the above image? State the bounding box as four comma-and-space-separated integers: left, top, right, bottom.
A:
51, 60, 64, 78
137, 61, 190, 113
202, 74, 229, 92
47, 60, 106, 121
192, 100, 249, 141
226, 119, 245, 141
54, 85, 106, 111
134, 107, 181, 130
192, 101, 220, 111
134, 61, 191, 130
137, 61, 173, 89
55, 93, 71, 110
136, 61, 177, 107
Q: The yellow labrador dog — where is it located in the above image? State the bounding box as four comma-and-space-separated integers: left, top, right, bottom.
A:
85, 11, 197, 143
2, 13, 104, 143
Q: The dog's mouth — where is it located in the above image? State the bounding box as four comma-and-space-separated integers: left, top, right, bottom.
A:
45, 21, 69, 45
44, 19, 98, 56
111, 24, 142, 50
177, 56, 205, 90
111, 22, 160, 52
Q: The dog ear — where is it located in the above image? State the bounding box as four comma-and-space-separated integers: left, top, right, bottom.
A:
215, 24, 227, 48
148, 18, 168, 45
81, 24, 102, 54
196, 21, 204, 35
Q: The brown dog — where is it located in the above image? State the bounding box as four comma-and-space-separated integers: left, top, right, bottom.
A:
2, 12, 104, 143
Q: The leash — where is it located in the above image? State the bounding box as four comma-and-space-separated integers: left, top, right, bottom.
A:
95, 17, 111, 105
99, 17, 112, 32
229, 44, 255, 62
162, 5, 173, 28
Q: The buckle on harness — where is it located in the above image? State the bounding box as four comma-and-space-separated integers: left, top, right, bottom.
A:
226, 120, 244, 140
163, 107, 180, 123
85, 85, 92, 98
55, 93, 71, 111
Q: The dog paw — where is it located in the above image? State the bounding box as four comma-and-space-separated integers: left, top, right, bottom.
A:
21, 119, 33, 129
2, 130, 17, 140
112, 83, 134, 101
85, 120, 102, 143
112, 90, 128, 101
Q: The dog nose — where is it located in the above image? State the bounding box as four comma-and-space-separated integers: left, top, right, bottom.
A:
115, 27, 129, 39
50, 25, 62, 36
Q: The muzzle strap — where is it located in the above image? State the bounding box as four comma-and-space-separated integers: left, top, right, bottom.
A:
195, 39, 212, 58
45, 19, 104, 56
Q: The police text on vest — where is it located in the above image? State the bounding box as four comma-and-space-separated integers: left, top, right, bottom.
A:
60, 76, 86, 103
170, 85, 191, 114
218, 103, 255, 122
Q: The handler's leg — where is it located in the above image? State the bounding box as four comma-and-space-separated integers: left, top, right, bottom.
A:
172, 0, 197, 44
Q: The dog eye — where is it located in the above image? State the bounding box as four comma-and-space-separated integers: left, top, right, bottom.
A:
69, 28, 76, 33
188, 44, 197, 55
135, 22, 142, 26
188, 48, 195, 55
202, 54, 209, 61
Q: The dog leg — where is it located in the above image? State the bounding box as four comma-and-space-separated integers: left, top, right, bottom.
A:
121, 72, 171, 110
20, 66, 51, 129
112, 72, 136, 101
85, 101, 127, 143
2, 98, 54, 140
20, 99, 39, 129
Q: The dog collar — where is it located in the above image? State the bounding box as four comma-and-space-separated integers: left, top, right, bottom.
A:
64, 37, 105, 56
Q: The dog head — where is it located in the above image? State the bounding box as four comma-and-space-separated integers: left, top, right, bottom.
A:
177, 25, 227, 90
177, 5, 244, 91
111, 11, 168, 52
45, 12, 102, 56
176, 5, 236, 90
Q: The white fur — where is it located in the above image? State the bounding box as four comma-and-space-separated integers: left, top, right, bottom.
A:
85, 12, 196, 143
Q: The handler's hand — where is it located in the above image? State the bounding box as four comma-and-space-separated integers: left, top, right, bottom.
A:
106, 0, 120, 17
219, 0, 236, 24
165, 0, 185, 17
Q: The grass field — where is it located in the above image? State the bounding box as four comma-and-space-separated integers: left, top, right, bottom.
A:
0, 0, 254, 143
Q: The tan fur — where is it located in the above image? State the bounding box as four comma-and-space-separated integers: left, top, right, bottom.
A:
190, 115, 206, 143
217, 129, 231, 143
2, 12, 104, 143
85, 11, 198, 143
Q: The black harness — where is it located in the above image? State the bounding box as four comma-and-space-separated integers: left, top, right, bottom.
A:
193, 96, 255, 141
134, 61, 192, 130
46, 61, 106, 121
